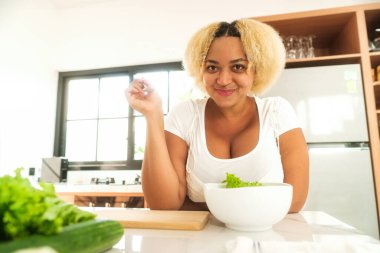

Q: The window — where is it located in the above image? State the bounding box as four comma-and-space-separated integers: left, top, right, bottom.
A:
55, 62, 204, 170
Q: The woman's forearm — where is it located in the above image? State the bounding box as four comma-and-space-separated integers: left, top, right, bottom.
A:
279, 129, 309, 213
125, 80, 186, 209
141, 112, 185, 210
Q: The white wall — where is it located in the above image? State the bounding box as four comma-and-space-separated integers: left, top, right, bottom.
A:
0, 0, 378, 175
55, 0, 380, 71
0, 0, 58, 176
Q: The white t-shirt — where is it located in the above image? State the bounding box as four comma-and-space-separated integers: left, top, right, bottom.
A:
164, 96, 300, 202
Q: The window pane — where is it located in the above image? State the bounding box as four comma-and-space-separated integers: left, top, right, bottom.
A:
134, 71, 169, 114
97, 119, 128, 161
169, 71, 204, 111
67, 78, 99, 120
99, 75, 130, 118
66, 120, 97, 161
134, 116, 146, 160
59, 63, 184, 166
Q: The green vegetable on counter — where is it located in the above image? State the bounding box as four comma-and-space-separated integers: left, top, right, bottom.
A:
0, 219, 124, 253
0, 168, 96, 242
222, 173, 263, 188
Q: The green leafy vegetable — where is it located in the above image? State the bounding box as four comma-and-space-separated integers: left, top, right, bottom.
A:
0, 168, 96, 242
222, 173, 263, 188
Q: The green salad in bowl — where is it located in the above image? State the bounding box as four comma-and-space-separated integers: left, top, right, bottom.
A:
222, 173, 263, 188
204, 172, 292, 231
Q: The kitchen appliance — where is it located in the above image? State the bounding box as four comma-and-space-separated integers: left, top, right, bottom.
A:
89, 175, 141, 185
41, 157, 69, 183
262, 64, 379, 239
91, 177, 116, 185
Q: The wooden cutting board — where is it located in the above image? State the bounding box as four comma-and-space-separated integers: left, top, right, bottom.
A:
94, 209, 210, 230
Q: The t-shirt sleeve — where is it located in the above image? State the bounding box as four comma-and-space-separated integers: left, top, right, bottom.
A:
164, 100, 195, 143
274, 97, 301, 136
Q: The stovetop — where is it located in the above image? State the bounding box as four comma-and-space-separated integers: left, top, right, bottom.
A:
65, 170, 142, 186
90, 175, 141, 185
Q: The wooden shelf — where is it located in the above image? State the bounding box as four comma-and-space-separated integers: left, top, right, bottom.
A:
255, 11, 360, 56
365, 8, 380, 42
370, 51, 380, 67
286, 53, 361, 68
374, 82, 380, 111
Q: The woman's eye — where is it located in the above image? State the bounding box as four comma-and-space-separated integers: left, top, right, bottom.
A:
232, 64, 246, 72
206, 65, 218, 72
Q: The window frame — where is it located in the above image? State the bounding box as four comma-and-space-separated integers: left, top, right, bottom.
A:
54, 62, 183, 171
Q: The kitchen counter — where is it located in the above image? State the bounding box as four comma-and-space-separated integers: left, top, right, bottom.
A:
106, 211, 380, 253
54, 183, 143, 193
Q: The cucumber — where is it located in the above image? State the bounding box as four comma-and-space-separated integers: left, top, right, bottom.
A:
0, 220, 124, 253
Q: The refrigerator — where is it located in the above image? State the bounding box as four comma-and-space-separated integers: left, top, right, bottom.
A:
262, 64, 379, 239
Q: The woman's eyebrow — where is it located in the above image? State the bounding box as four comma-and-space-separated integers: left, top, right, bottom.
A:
230, 58, 248, 63
205, 58, 248, 64
204, 59, 218, 64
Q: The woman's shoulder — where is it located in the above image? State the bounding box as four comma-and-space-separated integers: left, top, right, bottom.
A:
165, 98, 207, 141
256, 96, 290, 112
257, 95, 300, 133
170, 97, 208, 114
257, 95, 289, 105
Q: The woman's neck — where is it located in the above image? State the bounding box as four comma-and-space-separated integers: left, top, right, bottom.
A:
207, 96, 256, 121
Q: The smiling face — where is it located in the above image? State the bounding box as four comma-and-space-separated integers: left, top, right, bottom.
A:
202, 36, 255, 109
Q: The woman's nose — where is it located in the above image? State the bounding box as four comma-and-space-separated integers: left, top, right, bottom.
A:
216, 69, 232, 86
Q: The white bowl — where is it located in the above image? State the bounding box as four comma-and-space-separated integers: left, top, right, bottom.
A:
203, 182, 292, 231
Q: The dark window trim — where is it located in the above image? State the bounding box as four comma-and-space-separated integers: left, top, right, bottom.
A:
54, 62, 183, 170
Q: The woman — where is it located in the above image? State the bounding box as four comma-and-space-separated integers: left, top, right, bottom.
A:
126, 19, 309, 213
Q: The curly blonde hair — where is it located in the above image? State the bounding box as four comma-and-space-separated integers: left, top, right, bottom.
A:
183, 18, 286, 95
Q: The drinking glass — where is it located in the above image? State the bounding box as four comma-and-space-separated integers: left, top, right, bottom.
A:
286, 35, 298, 59
306, 35, 316, 58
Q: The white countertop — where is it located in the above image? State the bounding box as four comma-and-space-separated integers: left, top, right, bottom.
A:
105, 211, 380, 253
54, 183, 142, 193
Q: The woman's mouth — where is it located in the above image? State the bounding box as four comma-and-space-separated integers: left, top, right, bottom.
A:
216, 89, 235, 97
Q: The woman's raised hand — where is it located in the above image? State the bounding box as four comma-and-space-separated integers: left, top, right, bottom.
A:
125, 79, 163, 116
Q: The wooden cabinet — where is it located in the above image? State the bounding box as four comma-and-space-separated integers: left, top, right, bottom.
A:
366, 8, 380, 135
253, 3, 380, 223
57, 192, 146, 208
55, 185, 147, 208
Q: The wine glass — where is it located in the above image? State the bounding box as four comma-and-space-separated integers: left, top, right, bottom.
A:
306, 35, 316, 58
286, 35, 298, 59
297, 36, 307, 59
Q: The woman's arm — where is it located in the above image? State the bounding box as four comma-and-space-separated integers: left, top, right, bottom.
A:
126, 80, 188, 210
279, 128, 309, 213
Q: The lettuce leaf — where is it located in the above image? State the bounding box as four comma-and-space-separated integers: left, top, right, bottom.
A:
0, 168, 95, 241
222, 173, 263, 188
